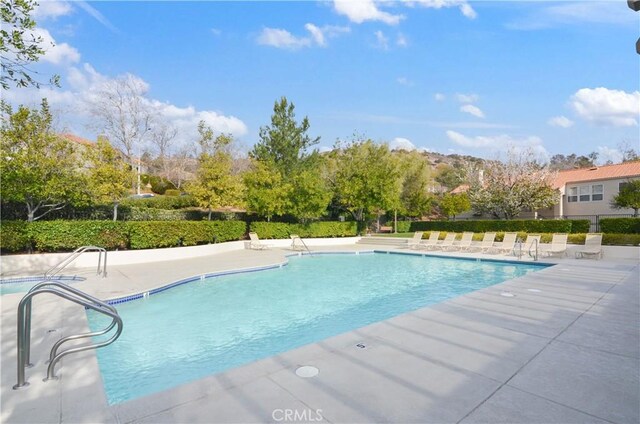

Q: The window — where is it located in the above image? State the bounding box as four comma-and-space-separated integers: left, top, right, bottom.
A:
591, 184, 603, 201
620, 182, 630, 191
579, 186, 590, 202
568, 187, 578, 202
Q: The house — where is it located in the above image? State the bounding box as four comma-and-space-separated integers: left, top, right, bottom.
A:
450, 162, 640, 224
543, 161, 640, 218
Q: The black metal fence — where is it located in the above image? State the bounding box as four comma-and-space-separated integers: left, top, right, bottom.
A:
561, 214, 636, 232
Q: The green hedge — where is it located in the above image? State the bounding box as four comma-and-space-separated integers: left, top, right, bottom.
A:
120, 195, 198, 210
0, 221, 30, 252
250, 221, 358, 239
600, 218, 640, 234
409, 219, 589, 234
0, 220, 247, 253
394, 221, 412, 233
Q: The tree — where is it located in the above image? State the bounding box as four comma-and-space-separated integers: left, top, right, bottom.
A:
549, 153, 597, 171
398, 152, 433, 218
87, 74, 152, 164
434, 164, 465, 191
467, 149, 560, 220
243, 160, 291, 221
439, 193, 471, 220
619, 142, 640, 163
611, 179, 640, 216
0, 100, 87, 221
250, 96, 320, 176
185, 123, 243, 220
327, 139, 402, 223
1, 0, 59, 90
85, 137, 133, 221
246, 97, 329, 221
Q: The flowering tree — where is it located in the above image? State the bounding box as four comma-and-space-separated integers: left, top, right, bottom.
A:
467, 149, 559, 219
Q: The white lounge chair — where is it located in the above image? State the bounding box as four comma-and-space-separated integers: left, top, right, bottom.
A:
290, 234, 304, 251
432, 233, 457, 250
248, 232, 273, 250
407, 231, 425, 250
447, 232, 474, 251
420, 231, 441, 250
468, 232, 496, 253
488, 232, 518, 255
524, 234, 542, 258
576, 233, 603, 259
540, 233, 568, 257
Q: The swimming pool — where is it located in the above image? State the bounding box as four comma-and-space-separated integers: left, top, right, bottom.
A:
0, 275, 84, 295
88, 253, 549, 404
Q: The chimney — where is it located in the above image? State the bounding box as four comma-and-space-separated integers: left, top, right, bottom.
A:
478, 169, 484, 184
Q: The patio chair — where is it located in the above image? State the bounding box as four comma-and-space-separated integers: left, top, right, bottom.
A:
290, 234, 305, 251
431, 233, 457, 250
446, 232, 474, 251
420, 231, 441, 250
407, 231, 425, 250
540, 233, 568, 257
248, 232, 273, 250
524, 234, 542, 258
576, 233, 603, 259
487, 232, 518, 255
468, 232, 496, 253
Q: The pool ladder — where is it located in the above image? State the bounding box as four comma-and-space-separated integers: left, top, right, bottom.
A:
13, 281, 122, 390
290, 235, 313, 257
44, 246, 108, 279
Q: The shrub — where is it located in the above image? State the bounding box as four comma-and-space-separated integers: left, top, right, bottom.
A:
394, 221, 411, 233
250, 221, 358, 239
602, 233, 640, 246
127, 221, 246, 249
27, 221, 129, 252
409, 219, 587, 234
569, 219, 591, 233
0, 221, 30, 252
164, 189, 181, 196
121, 195, 198, 210
600, 217, 640, 234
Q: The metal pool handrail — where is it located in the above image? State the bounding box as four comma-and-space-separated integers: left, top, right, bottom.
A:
44, 246, 108, 279
13, 281, 122, 389
291, 235, 313, 257
528, 238, 539, 261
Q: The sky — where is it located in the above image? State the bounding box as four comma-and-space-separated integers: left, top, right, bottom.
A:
4, 0, 640, 163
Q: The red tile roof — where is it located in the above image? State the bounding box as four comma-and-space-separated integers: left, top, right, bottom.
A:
60, 133, 95, 147
553, 161, 640, 188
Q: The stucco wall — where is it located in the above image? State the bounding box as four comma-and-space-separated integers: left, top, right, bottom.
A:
562, 177, 639, 216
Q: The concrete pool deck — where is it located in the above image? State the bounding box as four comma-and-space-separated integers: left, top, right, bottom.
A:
1, 241, 638, 423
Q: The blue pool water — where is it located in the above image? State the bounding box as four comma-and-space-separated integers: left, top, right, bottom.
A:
0, 276, 84, 295
88, 253, 548, 404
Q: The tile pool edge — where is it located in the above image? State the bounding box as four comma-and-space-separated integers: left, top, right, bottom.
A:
374, 249, 556, 267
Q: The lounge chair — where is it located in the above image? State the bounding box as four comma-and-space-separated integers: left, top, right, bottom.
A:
487, 232, 518, 255
540, 233, 568, 257
420, 231, 441, 250
248, 232, 273, 250
468, 232, 496, 253
447, 232, 474, 251
576, 233, 603, 259
407, 231, 425, 250
524, 234, 542, 258
431, 233, 457, 250
290, 234, 304, 251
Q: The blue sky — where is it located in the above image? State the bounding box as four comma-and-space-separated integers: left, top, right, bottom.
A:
7, 0, 640, 162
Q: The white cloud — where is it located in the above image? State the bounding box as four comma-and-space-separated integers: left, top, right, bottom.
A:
397, 77, 413, 86
257, 27, 311, 50
33, 1, 74, 20
34, 28, 81, 65
211, 28, 222, 36
333, 0, 403, 25
596, 146, 623, 165
396, 33, 408, 47
257, 24, 349, 50
75, 1, 119, 33
571, 87, 640, 127
507, 2, 637, 30
434, 93, 446, 102
455, 93, 479, 104
446, 130, 549, 160
408, 0, 476, 19
389, 137, 416, 151
460, 104, 485, 119
5, 64, 247, 146
374, 30, 389, 50
547, 115, 574, 128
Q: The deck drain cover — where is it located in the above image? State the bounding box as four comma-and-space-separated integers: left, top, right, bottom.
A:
500, 292, 515, 298
296, 366, 319, 378
527, 288, 541, 293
